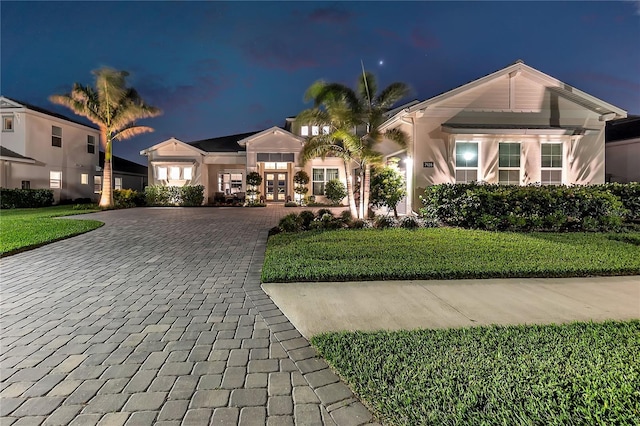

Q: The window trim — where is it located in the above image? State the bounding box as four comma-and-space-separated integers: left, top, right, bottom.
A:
114, 177, 122, 190
454, 141, 480, 183
87, 135, 96, 154
2, 115, 14, 132
540, 142, 563, 185
312, 167, 339, 196
50, 171, 62, 189
52, 126, 62, 148
94, 176, 102, 193
301, 125, 309, 136
81, 173, 89, 185
218, 172, 243, 194
498, 142, 521, 185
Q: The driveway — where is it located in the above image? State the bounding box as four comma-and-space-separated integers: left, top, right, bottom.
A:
0, 207, 373, 426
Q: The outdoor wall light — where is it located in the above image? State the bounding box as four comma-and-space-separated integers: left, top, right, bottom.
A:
463, 152, 476, 161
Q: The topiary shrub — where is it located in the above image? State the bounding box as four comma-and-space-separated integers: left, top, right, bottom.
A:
324, 179, 347, 205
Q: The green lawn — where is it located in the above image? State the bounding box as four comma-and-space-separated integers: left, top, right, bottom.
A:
262, 228, 640, 282
312, 321, 640, 425
0, 205, 103, 256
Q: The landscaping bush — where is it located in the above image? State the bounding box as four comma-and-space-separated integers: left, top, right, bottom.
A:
144, 185, 203, 206
597, 182, 640, 222
316, 208, 333, 218
278, 213, 303, 233
370, 163, 407, 218
324, 179, 347, 205
284, 201, 298, 207
0, 188, 54, 209
299, 210, 316, 229
374, 215, 398, 229
420, 183, 627, 232
310, 213, 345, 231
113, 189, 145, 208
399, 215, 421, 229
180, 185, 204, 206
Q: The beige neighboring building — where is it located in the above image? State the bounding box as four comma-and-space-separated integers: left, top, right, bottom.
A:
0, 96, 101, 202
605, 116, 640, 183
378, 60, 627, 211
141, 61, 627, 210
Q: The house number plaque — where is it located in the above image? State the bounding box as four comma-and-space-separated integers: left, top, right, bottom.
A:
423, 162, 434, 168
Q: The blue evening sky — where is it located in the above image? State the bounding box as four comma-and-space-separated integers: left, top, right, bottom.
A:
2, 1, 639, 163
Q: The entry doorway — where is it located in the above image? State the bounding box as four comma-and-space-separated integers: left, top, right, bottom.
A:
264, 172, 287, 202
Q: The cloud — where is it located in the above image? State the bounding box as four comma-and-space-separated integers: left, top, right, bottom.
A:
410, 28, 440, 50
575, 72, 640, 93
239, 38, 321, 71
307, 6, 353, 24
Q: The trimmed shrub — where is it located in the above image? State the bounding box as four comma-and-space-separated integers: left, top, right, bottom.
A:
374, 215, 398, 229
284, 201, 298, 207
310, 213, 345, 230
180, 185, 204, 206
0, 188, 54, 209
399, 216, 421, 229
324, 179, 347, 205
279, 213, 303, 232
114, 189, 145, 208
420, 183, 627, 232
316, 208, 333, 218
596, 182, 640, 222
299, 210, 316, 229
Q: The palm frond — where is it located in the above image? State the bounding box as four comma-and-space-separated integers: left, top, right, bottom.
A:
295, 109, 331, 127
304, 80, 327, 104
111, 102, 162, 131
300, 134, 341, 163
376, 82, 411, 109
384, 128, 409, 148
113, 125, 155, 141
357, 71, 377, 107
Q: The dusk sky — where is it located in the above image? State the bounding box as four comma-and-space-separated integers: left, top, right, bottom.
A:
2, 1, 639, 164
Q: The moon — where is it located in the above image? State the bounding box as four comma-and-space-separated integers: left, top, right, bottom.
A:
378, 60, 384, 66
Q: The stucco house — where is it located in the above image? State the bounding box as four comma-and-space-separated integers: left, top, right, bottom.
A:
605, 116, 639, 183
99, 151, 148, 192
0, 96, 101, 202
140, 61, 627, 210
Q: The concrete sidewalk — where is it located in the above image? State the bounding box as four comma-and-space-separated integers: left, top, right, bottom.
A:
263, 276, 640, 338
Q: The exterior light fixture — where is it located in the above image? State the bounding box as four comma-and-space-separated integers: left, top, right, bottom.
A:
463, 152, 476, 161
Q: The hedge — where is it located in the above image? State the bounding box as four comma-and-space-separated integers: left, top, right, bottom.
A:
0, 188, 54, 209
113, 189, 146, 208
419, 183, 630, 232
144, 185, 204, 207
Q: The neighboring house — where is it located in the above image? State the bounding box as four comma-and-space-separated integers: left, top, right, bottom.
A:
99, 151, 148, 192
605, 116, 640, 183
378, 60, 627, 212
140, 61, 627, 209
0, 96, 100, 202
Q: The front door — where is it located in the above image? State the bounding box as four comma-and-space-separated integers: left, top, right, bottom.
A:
265, 172, 287, 202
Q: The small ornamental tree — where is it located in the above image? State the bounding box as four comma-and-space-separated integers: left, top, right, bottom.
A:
325, 179, 348, 206
370, 163, 407, 218
246, 172, 262, 203
293, 171, 310, 205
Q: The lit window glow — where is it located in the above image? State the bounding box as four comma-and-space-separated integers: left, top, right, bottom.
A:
50, 171, 62, 189
81, 173, 89, 185
312, 126, 319, 135
115, 177, 122, 190
463, 151, 476, 162
301, 126, 309, 136
322, 126, 330, 135
184, 167, 192, 180
157, 167, 167, 180
170, 167, 180, 180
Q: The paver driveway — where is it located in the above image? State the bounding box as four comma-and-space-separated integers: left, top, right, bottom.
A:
0, 207, 374, 426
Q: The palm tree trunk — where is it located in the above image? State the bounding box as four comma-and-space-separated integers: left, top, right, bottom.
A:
99, 137, 113, 207
344, 162, 357, 218
363, 163, 371, 219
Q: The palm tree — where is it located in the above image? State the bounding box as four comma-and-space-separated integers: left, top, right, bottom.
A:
297, 71, 410, 218
50, 68, 161, 207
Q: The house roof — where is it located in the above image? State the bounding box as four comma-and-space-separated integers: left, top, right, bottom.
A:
99, 151, 148, 175
380, 60, 627, 130
606, 115, 640, 143
441, 123, 598, 135
237, 126, 304, 147
0, 96, 99, 130
0, 146, 36, 163
188, 130, 262, 152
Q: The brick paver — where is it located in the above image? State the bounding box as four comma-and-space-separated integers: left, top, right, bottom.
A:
0, 207, 374, 425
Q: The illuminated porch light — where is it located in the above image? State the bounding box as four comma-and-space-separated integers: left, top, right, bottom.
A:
463, 151, 476, 161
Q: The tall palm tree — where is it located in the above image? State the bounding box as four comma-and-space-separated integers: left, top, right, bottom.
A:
50, 68, 161, 207
297, 71, 410, 218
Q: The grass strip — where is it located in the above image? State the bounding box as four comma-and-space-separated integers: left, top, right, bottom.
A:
1, 205, 103, 256
312, 320, 640, 425
262, 228, 640, 282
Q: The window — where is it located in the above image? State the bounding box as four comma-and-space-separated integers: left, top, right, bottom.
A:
87, 135, 96, 154
170, 167, 180, 180
312, 168, 339, 195
455, 142, 479, 183
21, 181, 30, 189
264, 162, 288, 170
541, 143, 563, 185
94, 176, 102, 193
184, 167, 193, 180
81, 173, 89, 185
301, 125, 309, 136
312, 126, 319, 135
157, 167, 167, 180
219, 173, 243, 194
322, 126, 330, 135
114, 177, 122, 190
52, 126, 62, 147
2, 115, 13, 131
50, 171, 62, 188
498, 142, 521, 185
